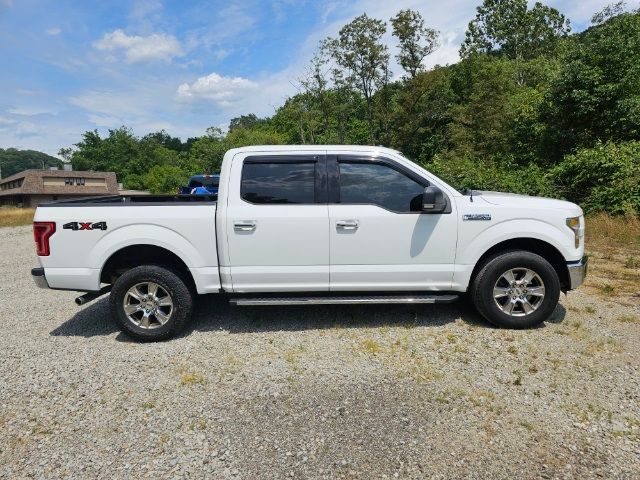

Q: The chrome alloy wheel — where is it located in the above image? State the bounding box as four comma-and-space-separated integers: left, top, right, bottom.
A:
493, 268, 545, 317
123, 282, 174, 329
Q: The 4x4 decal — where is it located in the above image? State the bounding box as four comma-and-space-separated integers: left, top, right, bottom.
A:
63, 221, 107, 231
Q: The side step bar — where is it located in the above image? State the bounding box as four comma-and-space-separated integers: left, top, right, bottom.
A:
229, 294, 459, 306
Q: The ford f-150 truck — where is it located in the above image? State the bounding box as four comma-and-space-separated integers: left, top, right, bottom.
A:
32, 145, 587, 341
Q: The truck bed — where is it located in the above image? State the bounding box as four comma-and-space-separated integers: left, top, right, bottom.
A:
33, 195, 220, 293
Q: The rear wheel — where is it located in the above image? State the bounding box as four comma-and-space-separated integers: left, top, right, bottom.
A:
110, 265, 194, 341
470, 250, 560, 329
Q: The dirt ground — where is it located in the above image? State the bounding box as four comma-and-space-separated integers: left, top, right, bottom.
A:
0, 224, 638, 479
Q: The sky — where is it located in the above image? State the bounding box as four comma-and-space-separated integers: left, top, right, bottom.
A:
0, 0, 618, 157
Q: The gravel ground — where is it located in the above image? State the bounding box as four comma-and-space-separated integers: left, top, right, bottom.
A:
1, 225, 639, 479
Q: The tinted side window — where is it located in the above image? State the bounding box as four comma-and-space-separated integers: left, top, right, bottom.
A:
338, 162, 425, 212
241, 162, 315, 204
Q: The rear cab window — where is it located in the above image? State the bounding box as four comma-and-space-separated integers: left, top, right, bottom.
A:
240, 156, 320, 204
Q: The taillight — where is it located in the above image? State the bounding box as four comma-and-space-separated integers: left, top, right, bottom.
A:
33, 222, 56, 256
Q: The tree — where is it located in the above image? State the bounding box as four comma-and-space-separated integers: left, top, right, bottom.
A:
390, 67, 455, 163
0, 148, 62, 178
447, 56, 521, 158
297, 53, 333, 142
189, 126, 285, 174
144, 165, 187, 194
592, 1, 627, 24
390, 9, 440, 78
460, 0, 570, 61
228, 114, 268, 132
322, 13, 390, 143
65, 126, 182, 189
143, 130, 189, 152
543, 10, 640, 158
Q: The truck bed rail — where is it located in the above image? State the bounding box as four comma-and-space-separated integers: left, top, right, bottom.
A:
38, 194, 217, 207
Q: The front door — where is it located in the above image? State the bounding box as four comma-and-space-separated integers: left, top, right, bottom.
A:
328, 155, 458, 291
225, 152, 329, 292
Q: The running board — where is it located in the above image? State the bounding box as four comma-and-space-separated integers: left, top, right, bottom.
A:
229, 294, 459, 306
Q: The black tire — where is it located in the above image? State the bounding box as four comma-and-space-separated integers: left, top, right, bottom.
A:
470, 250, 560, 329
109, 265, 194, 342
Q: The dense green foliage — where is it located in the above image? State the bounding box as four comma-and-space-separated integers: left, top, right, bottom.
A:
0, 148, 62, 178
551, 141, 640, 214
51, 1, 640, 212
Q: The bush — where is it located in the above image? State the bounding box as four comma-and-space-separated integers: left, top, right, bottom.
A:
550, 141, 640, 214
426, 154, 553, 197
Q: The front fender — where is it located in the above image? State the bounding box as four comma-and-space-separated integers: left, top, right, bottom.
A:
457, 218, 576, 266
451, 218, 578, 291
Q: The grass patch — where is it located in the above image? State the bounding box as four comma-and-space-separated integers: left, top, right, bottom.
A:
512, 372, 523, 386
584, 338, 624, 356
177, 367, 205, 386
282, 345, 306, 375
519, 420, 535, 431
0, 207, 34, 227
584, 305, 596, 314
617, 314, 640, 324
598, 283, 615, 294
624, 256, 639, 269
190, 417, 207, 431
359, 338, 383, 355
587, 212, 640, 251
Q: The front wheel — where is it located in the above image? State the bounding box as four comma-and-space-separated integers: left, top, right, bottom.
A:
110, 265, 194, 341
470, 250, 560, 329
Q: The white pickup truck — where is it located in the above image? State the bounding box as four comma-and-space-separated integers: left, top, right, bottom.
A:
32, 145, 587, 341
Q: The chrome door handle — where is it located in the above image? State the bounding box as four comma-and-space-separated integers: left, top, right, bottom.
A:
336, 220, 359, 230
234, 221, 257, 232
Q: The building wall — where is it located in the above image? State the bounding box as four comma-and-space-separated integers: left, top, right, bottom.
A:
0, 169, 119, 207
0, 195, 22, 207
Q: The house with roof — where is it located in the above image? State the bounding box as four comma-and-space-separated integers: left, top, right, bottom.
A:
0, 169, 119, 207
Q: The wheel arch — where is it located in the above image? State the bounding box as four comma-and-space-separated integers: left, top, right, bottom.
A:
100, 244, 196, 292
469, 238, 570, 290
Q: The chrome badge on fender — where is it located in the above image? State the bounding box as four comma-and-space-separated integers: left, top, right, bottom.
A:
463, 214, 491, 221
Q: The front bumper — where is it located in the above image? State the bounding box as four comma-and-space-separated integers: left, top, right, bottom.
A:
567, 256, 588, 290
31, 267, 50, 289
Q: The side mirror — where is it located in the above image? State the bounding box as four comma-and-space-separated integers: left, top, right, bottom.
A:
422, 185, 446, 213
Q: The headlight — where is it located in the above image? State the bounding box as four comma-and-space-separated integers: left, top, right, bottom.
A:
566, 216, 584, 248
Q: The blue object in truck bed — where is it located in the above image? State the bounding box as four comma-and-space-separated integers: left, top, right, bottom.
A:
179, 174, 220, 195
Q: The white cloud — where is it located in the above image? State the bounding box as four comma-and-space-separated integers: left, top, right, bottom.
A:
88, 114, 123, 127
15, 121, 41, 138
46, 27, 61, 36
177, 73, 258, 107
129, 0, 163, 20
69, 90, 149, 117
0, 116, 16, 125
94, 29, 183, 63
7, 106, 56, 116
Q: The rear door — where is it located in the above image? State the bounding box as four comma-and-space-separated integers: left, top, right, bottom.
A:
224, 152, 329, 292
328, 154, 458, 291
